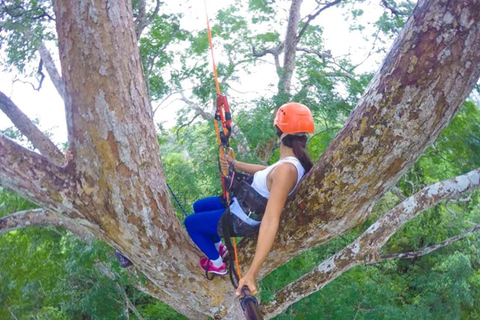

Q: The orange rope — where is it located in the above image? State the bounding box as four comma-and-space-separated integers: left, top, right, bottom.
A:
232, 237, 242, 279
204, 0, 220, 95
204, 0, 241, 282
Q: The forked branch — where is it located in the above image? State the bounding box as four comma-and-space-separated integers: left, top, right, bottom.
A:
261, 167, 480, 318
0, 91, 65, 166
0, 134, 73, 212
297, 0, 343, 42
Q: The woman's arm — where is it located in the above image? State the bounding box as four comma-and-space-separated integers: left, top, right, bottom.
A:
219, 150, 267, 175
235, 163, 297, 296
231, 160, 267, 175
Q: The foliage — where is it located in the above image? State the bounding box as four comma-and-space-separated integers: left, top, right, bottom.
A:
0, 188, 186, 320
2, 0, 480, 318
0, 0, 56, 74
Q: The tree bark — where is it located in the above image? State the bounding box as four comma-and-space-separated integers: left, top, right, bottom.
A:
0, 209, 93, 241
51, 0, 234, 318
280, 0, 303, 94
0, 0, 480, 319
38, 42, 66, 100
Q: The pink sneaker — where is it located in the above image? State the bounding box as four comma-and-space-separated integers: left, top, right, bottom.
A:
219, 244, 229, 260
200, 257, 227, 276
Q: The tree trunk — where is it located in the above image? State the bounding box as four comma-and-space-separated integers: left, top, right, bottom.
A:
51, 0, 234, 318
280, 0, 303, 94
0, 0, 479, 319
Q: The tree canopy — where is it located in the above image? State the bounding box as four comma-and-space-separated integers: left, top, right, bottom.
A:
1, 0, 480, 319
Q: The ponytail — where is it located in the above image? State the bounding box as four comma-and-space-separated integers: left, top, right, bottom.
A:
275, 126, 313, 172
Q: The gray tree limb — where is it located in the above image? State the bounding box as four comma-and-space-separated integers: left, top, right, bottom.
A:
391, 186, 407, 201
297, 0, 343, 41
281, 0, 303, 94
135, 0, 161, 38
0, 208, 93, 241
38, 42, 65, 99
0, 91, 65, 166
381, 223, 480, 260
0, 134, 77, 216
261, 167, 480, 318
252, 43, 284, 75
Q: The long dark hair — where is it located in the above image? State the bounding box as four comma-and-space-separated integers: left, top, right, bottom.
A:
276, 126, 313, 172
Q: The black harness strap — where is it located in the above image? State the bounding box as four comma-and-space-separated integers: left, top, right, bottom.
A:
222, 208, 240, 288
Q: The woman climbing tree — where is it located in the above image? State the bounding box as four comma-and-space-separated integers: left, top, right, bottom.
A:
184, 102, 315, 295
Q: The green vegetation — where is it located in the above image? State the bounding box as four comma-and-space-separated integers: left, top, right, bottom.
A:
1, 0, 480, 319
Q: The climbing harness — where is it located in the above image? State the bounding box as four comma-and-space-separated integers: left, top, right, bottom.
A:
203, 1, 262, 319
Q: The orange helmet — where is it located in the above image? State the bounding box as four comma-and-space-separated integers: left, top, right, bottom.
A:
274, 102, 314, 134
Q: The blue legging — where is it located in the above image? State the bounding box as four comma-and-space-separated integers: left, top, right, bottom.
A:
184, 196, 225, 260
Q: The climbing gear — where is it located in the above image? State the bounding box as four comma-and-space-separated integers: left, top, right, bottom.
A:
204, 0, 233, 204
225, 168, 268, 223
204, 3, 263, 319
166, 183, 188, 218
115, 250, 133, 268
204, 0, 242, 285
274, 102, 315, 134
200, 257, 228, 276
240, 286, 264, 320
215, 94, 233, 205
221, 210, 241, 287
217, 208, 260, 238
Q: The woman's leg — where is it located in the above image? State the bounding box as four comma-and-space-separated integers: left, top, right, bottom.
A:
193, 196, 224, 213
191, 196, 224, 244
184, 208, 224, 260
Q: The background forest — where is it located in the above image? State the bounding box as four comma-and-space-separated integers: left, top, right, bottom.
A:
1, 0, 480, 319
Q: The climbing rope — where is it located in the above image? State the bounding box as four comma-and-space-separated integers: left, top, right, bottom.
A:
166, 183, 188, 218
203, 0, 242, 283
203, 3, 262, 319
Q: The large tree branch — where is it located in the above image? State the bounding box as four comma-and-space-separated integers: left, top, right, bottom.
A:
262, 167, 480, 318
381, 223, 480, 260
38, 42, 65, 99
0, 134, 75, 214
0, 91, 65, 166
135, 0, 161, 38
0, 208, 93, 241
252, 43, 283, 75
281, 0, 303, 93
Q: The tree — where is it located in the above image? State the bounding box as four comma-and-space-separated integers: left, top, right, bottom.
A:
1, 0, 480, 319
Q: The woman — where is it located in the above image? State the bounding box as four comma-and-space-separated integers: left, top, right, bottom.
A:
184, 102, 314, 295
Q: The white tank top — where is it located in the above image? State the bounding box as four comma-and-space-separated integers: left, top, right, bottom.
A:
229, 157, 305, 226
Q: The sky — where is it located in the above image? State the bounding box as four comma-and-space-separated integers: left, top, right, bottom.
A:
0, 0, 389, 146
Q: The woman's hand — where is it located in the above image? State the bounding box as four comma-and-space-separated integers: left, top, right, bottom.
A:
236, 271, 258, 296
219, 148, 234, 172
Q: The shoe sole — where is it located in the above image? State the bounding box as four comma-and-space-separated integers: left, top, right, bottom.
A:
200, 257, 228, 276
207, 269, 228, 276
